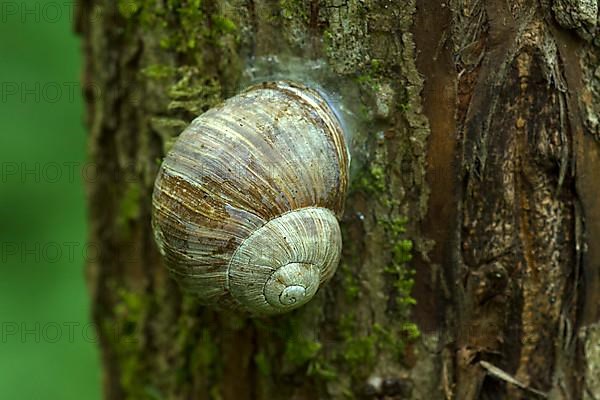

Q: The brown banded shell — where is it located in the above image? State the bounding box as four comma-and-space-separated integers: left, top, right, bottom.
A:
151, 81, 350, 315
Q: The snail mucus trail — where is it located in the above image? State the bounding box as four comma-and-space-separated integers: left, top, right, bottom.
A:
152, 81, 350, 315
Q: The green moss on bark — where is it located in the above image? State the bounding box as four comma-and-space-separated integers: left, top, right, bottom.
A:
116, 183, 142, 238
108, 288, 150, 399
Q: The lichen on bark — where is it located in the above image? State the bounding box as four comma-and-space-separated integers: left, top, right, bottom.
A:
552, 0, 599, 42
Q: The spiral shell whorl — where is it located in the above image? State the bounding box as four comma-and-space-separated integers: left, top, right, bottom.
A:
228, 207, 341, 314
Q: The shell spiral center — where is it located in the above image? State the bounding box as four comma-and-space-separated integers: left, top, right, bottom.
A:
264, 262, 320, 309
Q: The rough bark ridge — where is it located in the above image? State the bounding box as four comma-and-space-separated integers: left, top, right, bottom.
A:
76, 0, 600, 399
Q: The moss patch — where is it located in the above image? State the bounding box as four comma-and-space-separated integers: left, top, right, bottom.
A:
117, 182, 142, 238
280, 0, 309, 21
382, 217, 419, 336
254, 351, 271, 377
166, 67, 223, 116
118, 0, 238, 52
141, 64, 175, 80
108, 288, 150, 399
353, 163, 387, 194
340, 262, 360, 301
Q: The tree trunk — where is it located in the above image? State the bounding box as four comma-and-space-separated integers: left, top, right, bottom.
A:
76, 1, 600, 399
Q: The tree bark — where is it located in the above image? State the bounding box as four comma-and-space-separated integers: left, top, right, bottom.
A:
76, 1, 600, 399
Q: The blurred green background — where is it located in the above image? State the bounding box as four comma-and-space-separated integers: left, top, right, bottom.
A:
0, 1, 102, 398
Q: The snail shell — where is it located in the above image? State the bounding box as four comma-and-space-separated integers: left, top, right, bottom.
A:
152, 81, 350, 315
